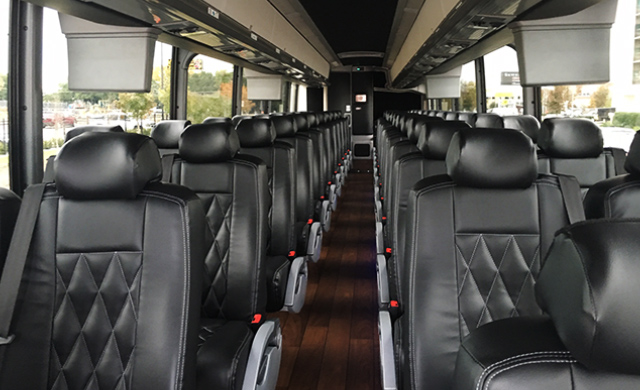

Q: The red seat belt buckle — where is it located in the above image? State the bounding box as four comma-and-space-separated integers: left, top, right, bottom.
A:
385, 248, 392, 254
251, 314, 262, 324
390, 300, 399, 308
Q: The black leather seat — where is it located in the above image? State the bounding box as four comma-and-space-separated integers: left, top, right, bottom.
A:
271, 114, 323, 263
0, 188, 20, 273
380, 128, 576, 390
150, 119, 192, 155
168, 123, 282, 389
232, 115, 252, 128
377, 120, 470, 307
64, 124, 124, 142
584, 131, 640, 219
537, 118, 625, 196
236, 118, 308, 313
295, 113, 333, 231
445, 111, 458, 121
203, 117, 232, 125
457, 112, 477, 127
454, 219, 640, 390
0, 132, 208, 389
503, 115, 540, 143
475, 113, 504, 128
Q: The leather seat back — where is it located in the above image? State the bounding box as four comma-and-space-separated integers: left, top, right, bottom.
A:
503, 115, 540, 143
585, 131, 640, 218
454, 220, 640, 390
475, 113, 504, 128
445, 112, 458, 121
170, 123, 269, 321
272, 114, 314, 224
0, 133, 207, 389
0, 188, 20, 273
236, 118, 297, 257
64, 125, 124, 142
457, 112, 477, 127
538, 118, 617, 196
400, 128, 572, 390
150, 120, 191, 155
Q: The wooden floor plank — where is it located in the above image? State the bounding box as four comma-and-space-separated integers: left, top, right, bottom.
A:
275, 171, 380, 389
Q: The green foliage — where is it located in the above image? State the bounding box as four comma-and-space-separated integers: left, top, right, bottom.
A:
0, 74, 7, 101
489, 101, 498, 109
187, 92, 232, 124
590, 84, 612, 108
460, 81, 476, 111
543, 86, 572, 114
188, 70, 233, 95
612, 112, 640, 129
0, 142, 6, 155
43, 138, 64, 150
116, 93, 155, 126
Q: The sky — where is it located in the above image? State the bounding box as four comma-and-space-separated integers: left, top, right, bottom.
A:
0, 0, 636, 93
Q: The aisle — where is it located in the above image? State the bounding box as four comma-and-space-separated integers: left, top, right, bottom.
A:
270, 163, 381, 390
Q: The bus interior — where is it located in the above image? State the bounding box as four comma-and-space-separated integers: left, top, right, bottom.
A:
2, 0, 640, 389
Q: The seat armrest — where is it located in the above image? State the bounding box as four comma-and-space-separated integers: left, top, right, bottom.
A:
376, 222, 384, 254
320, 200, 331, 232
281, 257, 308, 313
306, 222, 323, 263
329, 184, 338, 211
377, 254, 390, 306
379, 311, 398, 390
242, 319, 282, 390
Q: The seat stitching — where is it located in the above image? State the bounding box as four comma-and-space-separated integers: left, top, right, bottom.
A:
476, 236, 512, 328
481, 359, 576, 390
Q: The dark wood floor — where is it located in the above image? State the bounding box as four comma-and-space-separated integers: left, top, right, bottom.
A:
270, 162, 381, 390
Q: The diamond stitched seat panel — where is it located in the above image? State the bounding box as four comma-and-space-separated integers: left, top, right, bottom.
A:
456, 234, 542, 338
198, 193, 232, 318
51, 252, 142, 390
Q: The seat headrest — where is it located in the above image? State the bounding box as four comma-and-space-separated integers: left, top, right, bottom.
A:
236, 118, 276, 148
538, 118, 603, 158
458, 112, 477, 127
411, 116, 445, 139
202, 117, 232, 125
253, 114, 270, 119
150, 120, 191, 148
55, 133, 161, 200
417, 121, 470, 160
271, 115, 298, 138
446, 128, 537, 188
537, 219, 640, 376
64, 125, 124, 142
624, 131, 640, 175
503, 115, 541, 143
306, 113, 317, 127
402, 116, 414, 136
179, 123, 240, 163
232, 115, 251, 127
475, 113, 504, 128
294, 113, 308, 131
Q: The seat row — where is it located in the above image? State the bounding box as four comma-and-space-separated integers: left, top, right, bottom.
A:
373, 109, 640, 389
0, 110, 352, 389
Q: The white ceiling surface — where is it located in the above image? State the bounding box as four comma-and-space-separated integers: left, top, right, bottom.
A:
204, 0, 331, 78
384, 0, 425, 68
390, 0, 460, 81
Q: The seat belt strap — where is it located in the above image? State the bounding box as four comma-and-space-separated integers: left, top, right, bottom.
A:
557, 174, 585, 225
42, 156, 55, 183
161, 154, 175, 182
0, 183, 46, 345
608, 148, 627, 175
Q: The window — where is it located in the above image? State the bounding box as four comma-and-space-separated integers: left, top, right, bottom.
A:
538, 0, 640, 151
484, 46, 523, 116
42, 7, 171, 163
459, 61, 477, 112
0, 1, 10, 188
187, 55, 233, 122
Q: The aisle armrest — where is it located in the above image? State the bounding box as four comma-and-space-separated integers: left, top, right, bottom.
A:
306, 222, 323, 263
377, 254, 390, 306
378, 311, 398, 390
242, 319, 282, 390
376, 222, 384, 254
282, 256, 308, 313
